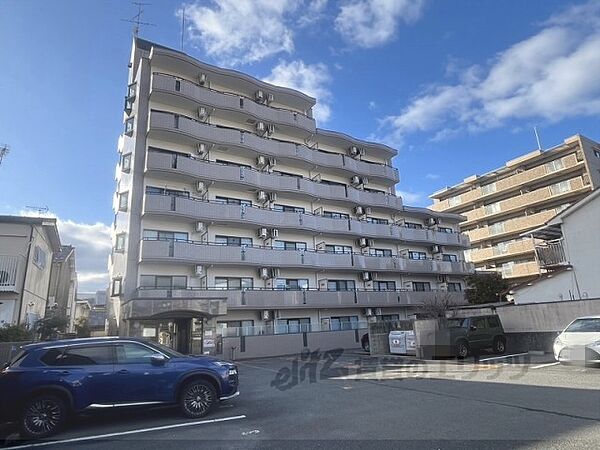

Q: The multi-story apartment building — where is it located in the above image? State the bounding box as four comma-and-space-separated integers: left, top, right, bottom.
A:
108, 38, 473, 354
0, 216, 61, 327
47, 245, 78, 333
430, 135, 600, 283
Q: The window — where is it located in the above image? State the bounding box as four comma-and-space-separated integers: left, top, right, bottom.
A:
33, 246, 47, 269
546, 159, 564, 173
218, 320, 254, 336
273, 204, 305, 214
370, 248, 392, 257
215, 235, 253, 247
550, 180, 571, 195
320, 179, 345, 187
408, 251, 427, 260
374, 281, 396, 291
143, 230, 188, 242
442, 254, 458, 262
118, 192, 129, 211
379, 314, 400, 321
366, 217, 389, 225
487, 316, 501, 328
215, 159, 252, 169
481, 183, 497, 195
146, 186, 190, 198
323, 211, 350, 220
565, 318, 600, 332
472, 317, 487, 329
438, 227, 453, 233
283, 318, 311, 333
44, 346, 114, 366
447, 282, 462, 292
175, 79, 181, 91
215, 196, 252, 207
327, 280, 355, 291
124, 117, 134, 135
494, 242, 509, 255
115, 233, 126, 252
484, 202, 501, 215
214, 277, 254, 290
364, 188, 386, 194
274, 278, 309, 290
127, 82, 136, 99
325, 245, 352, 254
174, 114, 180, 129
448, 195, 462, 207
594, 150, 600, 159
412, 282, 431, 292
404, 222, 423, 229
489, 222, 505, 235
140, 275, 187, 289
111, 278, 122, 296
330, 316, 359, 331
273, 170, 303, 179
273, 240, 307, 251
116, 343, 160, 364
121, 153, 132, 172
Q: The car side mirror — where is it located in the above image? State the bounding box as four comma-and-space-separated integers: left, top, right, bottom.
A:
151, 354, 167, 366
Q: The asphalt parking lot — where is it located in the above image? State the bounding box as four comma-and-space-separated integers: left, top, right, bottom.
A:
2, 350, 599, 449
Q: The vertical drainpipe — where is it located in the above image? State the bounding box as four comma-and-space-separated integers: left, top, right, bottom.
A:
17, 224, 35, 326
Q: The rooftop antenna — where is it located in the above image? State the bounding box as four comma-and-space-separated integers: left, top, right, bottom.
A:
0, 144, 9, 166
122, 2, 155, 37
180, 6, 186, 52
534, 126, 542, 150
25, 205, 49, 216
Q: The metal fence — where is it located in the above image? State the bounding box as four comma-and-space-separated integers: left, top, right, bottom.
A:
219, 321, 369, 337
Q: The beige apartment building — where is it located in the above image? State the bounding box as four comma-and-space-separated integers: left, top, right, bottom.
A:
430, 135, 600, 283
108, 38, 474, 355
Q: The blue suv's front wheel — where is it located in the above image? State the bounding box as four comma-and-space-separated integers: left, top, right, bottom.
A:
20, 394, 68, 439
179, 379, 217, 418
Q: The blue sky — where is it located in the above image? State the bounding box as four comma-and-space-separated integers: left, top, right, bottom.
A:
1, 0, 599, 291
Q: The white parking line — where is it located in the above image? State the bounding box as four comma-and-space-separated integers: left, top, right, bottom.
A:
8, 415, 247, 449
479, 352, 529, 362
531, 361, 560, 370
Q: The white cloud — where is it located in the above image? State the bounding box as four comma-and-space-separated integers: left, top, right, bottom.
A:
334, 0, 425, 48
19, 211, 111, 293
182, 0, 301, 65
380, 1, 600, 144
263, 60, 332, 122
297, 0, 329, 27
368, 100, 377, 110
425, 173, 440, 180
395, 189, 425, 205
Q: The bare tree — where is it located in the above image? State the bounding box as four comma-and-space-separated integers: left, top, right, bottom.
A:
416, 293, 457, 319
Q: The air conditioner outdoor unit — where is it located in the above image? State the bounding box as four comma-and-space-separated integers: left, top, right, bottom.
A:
364, 207, 372, 215
431, 245, 441, 254
255, 90, 265, 102
351, 175, 361, 186
316, 241, 326, 251
259, 267, 270, 279
437, 275, 448, 283
375, 308, 383, 316
361, 272, 372, 281
364, 307, 374, 317
426, 217, 439, 226
195, 221, 206, 232
270, 228, 279, 238
354, 206, 365, 216
197, 107, 209, 121
196, 142, 208, 156
267, 93, 274, 104
361, 177, 369, 186
371, 272, 379, 281
196, 181, 207, 193
262, 309, 272, 320
358, 237, 369, 248
267, 124, 275, 135
270, 267, 281, 278
256, 122, 266, 134
268, 192, 277, 202
195, 265, 204, 277
257, 155, 267, 167
367, 239, 375, 247
198, 73, 207, 85
257, 190, 268, 201
258, 228, 269, 239
311, 173, 322, 183
400, 249, 409, 258
313, 207, 323, 215
268, 157, 277, 167
348, 146, 360, 157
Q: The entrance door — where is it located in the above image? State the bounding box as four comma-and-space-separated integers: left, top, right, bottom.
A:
174, 319, 192, 355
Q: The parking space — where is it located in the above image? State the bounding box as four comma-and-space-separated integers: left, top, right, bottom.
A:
2, 350, 599, 449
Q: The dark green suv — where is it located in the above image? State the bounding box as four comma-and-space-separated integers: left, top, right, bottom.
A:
446, 315, 506, 358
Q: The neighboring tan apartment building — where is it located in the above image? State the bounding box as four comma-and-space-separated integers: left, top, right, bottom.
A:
108, 38, 473, 355
0, 216, 61, 327
430, 135, 600, 283
47, 245, 78, 333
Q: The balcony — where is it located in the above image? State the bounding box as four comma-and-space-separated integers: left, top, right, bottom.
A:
501, 261, 540, 279
535, 239, 569, 269
469, 239, 535, 263
0, 255, 22, 292
145, 150, 403, 211
143, 194, 470, 248
129, 288, 467, 311
151, 72, 317, 134
431, 151, 585, 212
139, 239, 474, 275
467, 209, 560, 244
148, 111, 398, 184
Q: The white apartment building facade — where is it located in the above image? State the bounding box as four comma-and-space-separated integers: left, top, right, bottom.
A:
108, 38, 473, 354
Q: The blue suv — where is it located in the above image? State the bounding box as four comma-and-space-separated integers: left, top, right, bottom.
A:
0, 337, 239, 438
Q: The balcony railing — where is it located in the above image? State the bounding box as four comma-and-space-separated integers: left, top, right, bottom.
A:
143, 193, 470, 248
147, 112, 398, 184
139, 238, 474, 275
467, 209, 560, 244
219, 321, 369, 337
535, 239, 568, 268
0, 255, 21, 292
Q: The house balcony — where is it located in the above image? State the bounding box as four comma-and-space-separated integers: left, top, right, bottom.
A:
0, 255, 23, 293
128, 288, 467, 311
145, 149, 403, 211
138, 239, 474, 275
143, 193, 471, 248
535, 239, 569, 269
147, 111, 398, 185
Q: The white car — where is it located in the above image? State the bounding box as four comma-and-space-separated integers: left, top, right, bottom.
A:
553, 316, 600, 365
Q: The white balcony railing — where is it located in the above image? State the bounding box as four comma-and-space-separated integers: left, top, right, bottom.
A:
0, 255, 21, 292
